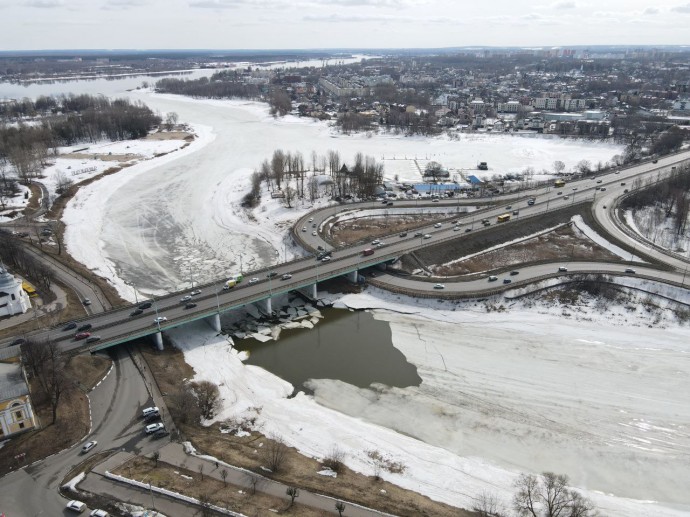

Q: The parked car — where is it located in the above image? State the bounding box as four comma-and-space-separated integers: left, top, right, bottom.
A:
308, 217, 313, 222
63, 321, 78, 331
180, 295, 192, 302
600, 187, 607, 191
190, 289, 202, 296
620, 182, 626, 186
558, 266, 568, 272
151, 428, 170, 440
317, 245, 325, 251
153, 316, 167, 324
138, 301, 152, 310
66, 500, 87, 512
90, 510, 109, 517
145, 423, 165, 434
248, 277, 259, 285
563, 196, 569, 200
281, 273, 292, 280
184, 303, 197, 309
81, 440, 97, 454
86, 336, 101, 344
433, 284, 445, 289
488, 276, 498, 282
142, 406, 159, 418
78, 323, 92, 332
130, 308, 143, 317
75, 332, 91, 340
652, 159, 658, 163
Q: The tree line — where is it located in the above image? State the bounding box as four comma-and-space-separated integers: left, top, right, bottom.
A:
0, 230, 55, 292
0, 94, 161, 184
243, 149, 384, 208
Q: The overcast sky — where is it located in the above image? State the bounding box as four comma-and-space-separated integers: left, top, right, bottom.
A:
1, 0, 689, 51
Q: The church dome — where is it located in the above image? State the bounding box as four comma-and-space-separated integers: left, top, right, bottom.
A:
0, 267, 17, 290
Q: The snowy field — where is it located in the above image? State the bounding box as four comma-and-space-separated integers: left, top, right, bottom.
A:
168, 286, 690, 517
62, 93, 623, 299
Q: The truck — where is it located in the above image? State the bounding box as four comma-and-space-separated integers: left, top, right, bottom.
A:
497, 214, 511, 223
362, 248, 375, 256
554, 179, 566, 188
477, 162, 488, 170
223, 279, 237, 290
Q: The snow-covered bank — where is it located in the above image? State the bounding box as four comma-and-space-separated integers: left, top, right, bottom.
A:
168, 286, 690, 517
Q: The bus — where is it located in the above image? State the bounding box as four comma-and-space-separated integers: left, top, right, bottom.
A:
497, 214, 511, 223
554, 179, 566, 187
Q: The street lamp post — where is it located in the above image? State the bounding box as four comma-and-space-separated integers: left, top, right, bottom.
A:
682, 265, 688, 287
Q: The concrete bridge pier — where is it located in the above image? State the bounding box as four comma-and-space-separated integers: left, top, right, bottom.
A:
263, 297, 272, 315
206, 313, 221, 333
152, 331, 164, 351
347, 270, 359, 283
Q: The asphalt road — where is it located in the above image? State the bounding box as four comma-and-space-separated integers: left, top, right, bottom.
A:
1, 349, 157, 516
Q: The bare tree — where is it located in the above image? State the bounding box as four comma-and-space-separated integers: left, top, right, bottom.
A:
323, 444, 345, 473
198, 463, 204, 480
220, 468, 228, 486
335, 501, 346, 516
164, 112, 179, 130
262, 433, 289, 472
284, 185, 295, 208
286, 486, 299, 508
552, 160, 565, 175
191, 380, 221, 420
21, 339, 67, 424
473, 491, 507, 517
271, 150, 286, 190
244, 472, 262, 495
169, 386, 201, 424
54, 170, 73, 194
151, 451, 160, 467
513, 472, 596, 517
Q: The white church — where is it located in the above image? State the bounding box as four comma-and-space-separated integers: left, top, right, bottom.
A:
0, 266, 31, 317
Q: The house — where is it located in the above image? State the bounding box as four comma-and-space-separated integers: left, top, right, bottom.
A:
0, 346, 38, 439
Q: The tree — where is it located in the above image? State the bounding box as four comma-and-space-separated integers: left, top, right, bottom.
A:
191, 380, 221, 420
198, 463, 204, 480
269, 90, 292, 117
262, 433, 289, 472
21, 339, 67, 424
286, 486, 299, 508
473, 491, 507, 517
284, 185, 295, 208
151, 451, 160, 467
576, 160, 591, 175
513, 472, 596, 517
164, 111, 179, 130
335, 501, 346, 516
552, 160, 565, 175
169, 386, 201, 424
220, 468, 228, 486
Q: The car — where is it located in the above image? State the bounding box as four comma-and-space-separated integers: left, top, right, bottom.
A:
624, 189, 629, 193
371, 239, 380, 245
399, 232, 408, 237
603, 205, 607, 209
510, 270, 519, 276
312, 231, 317, 236
652, 159, 658, 164
465, 228, 472, 233
10, 337, 26, 346
506, 205, 512, 210
308, 217, 313, 222
145, 423, 165, 434
321, 256, 331, 262
180, 295, 192, 302
81, 440, 97, 454
488, 276, 498, 282
153, 316, 167, 324
267, 271, 278, 278
302, 226, 307, 232
130, 308, 143, 317
312, 223, 317, 228
558, 266, 568, 272
453, 226, 461, 231
138, 301, 152, 310
376, 241, 385, 247
151, 428, 170, 440
620, 182, 626, 186
78, 323, 92, 332
432, 199, 439, 202
82, 298, 92, 306
433, 284, 445, 289
615, 170, 621, 174
387, 201, 394, 206
600, 187, 607, 191
86, 336, 101, 344
563, 196, 569, 200
483, 221, 491, 226
75, 332, 91, 340
281, 273, 292, 280
90, 510, 109, 517
184, 302, 197, 309
317, 245, 325, 251
190, 289, 202, 296
434, 223, 442, 228
414, 232, 423, 237
248, 277, 259, 285
381, 199, 388, 204
423, 234, 432, 239
557, 191, 562, 195
572, 187, 578, 191
63, 321, 78, 331
142, 406, 159, 418
625, 268, 636, 274
66, 500, 87, 512
503, 278, 512, 284
596, 179, 603, 183
512, 210, 519, 215
145, 411, 161, 422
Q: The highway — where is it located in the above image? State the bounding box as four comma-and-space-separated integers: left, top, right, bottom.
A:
2, 151, 689, 352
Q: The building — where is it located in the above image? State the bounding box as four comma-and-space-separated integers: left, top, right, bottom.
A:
0, 266, 31, 317
0, 346, 38, 439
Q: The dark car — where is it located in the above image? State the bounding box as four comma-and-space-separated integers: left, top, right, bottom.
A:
75, 332, 91, 340
151, 429, 170, 440
138, 301, 152, 310
10, 337, 26, 346
503, 278, 512, 284
184, 302, 197, 309
267, 272, 278, 278
510, 270, 519, 276
78, 323, 92, 332
86, 336, 101, 344
465, 228, 472, 233
399, 232, 408, 237
414, 232, 424, 237
62, 321, 77, 331
130, 308, 143, 317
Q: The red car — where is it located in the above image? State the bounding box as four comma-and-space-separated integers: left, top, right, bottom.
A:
75, 332, 91, 340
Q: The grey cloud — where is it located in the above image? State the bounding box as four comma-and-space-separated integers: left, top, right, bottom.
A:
303, 12, 412, 22
25, 0, 64, 7
103, 0, 152, 9
642, 7, 659, 14
671, 2, 690, 12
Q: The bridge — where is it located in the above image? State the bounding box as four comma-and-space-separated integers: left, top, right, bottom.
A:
3, 150, 690, 353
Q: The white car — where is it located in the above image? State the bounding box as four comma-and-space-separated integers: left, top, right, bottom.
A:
312, 231, 317, 236
145, 422, 165, 434
371, 239, 380, 245
180, 295, 192, 302
142, 406, 159, 418
434, 223, 442, 228
308, 217, 313, 222
190, 289, 202, 296
153, 316, 167, 324
66, 500, 87, 512
321, 256, 331, 262
423, 234, 432, 239
558, 266, 568, 272
302, 226, 307, 232
453, 226, 461, 231
248, 277, 259, 285
90, 510, 109, 517
434, 284, 445, 289
81, 440, 97, 454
